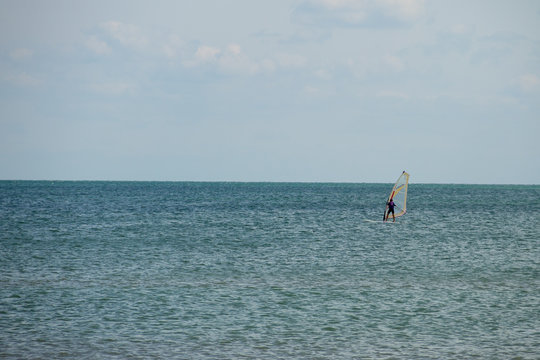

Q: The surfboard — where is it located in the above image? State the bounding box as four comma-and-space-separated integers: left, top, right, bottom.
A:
363, 219, 397, 224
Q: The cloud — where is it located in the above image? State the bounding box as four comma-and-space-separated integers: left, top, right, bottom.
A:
383, 55, 404, 71
518, 74, 539, 92
100, 21, 148, 49
376, 90, 409, 99
450, 23, 472, 35
194, 45, 221, 63
85, 36, 111, 55
345, 53, 405, 78
90, 81, 137, 95
292, 1, 368, 27
304, 85, 322, 95
227, 44, 242, 56
275, 53, 307, 68
292, 0, 425, 28
2, 71, 40, 87
314, 68, 332, 80
217, 44, 268, 75
377, 0, 425, 21
162, 34, 184, 59
184, 43, 276, 75
180, 45, 220, 67
302, 84, 336, 97
9, 48, 33, 61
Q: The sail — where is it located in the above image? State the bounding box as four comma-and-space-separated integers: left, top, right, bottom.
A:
387, 171, 409, 218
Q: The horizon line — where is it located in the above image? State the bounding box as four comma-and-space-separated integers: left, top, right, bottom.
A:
0, 179, 538, 186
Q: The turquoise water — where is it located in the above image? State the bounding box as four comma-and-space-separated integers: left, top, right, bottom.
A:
1, 181, 538, 359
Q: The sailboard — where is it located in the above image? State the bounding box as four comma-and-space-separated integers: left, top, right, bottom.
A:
383, 171, 409, 221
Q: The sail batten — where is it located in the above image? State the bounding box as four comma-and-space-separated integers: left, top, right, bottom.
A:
387, 171, 409, 218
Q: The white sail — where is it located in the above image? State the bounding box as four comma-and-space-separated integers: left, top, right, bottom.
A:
386, 171, 409, 218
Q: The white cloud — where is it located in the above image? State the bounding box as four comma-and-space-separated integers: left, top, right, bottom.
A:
518, 74, 539, 92
303, 84, 336, 97
218, 45, 279, 75
90, 81, 137, 95
376, 90, 409, 99
383, 55, 404, 71
86, 36, 111, 55
304, 85, 321, 94
2, 71, 40, 87
347, 55, 404, 78
294, 0, 425, 27
260, 59, 277, 72
378, 0, 425, 21
227, 44, 242, 56
184, 43, 277, 75
276, 53, 307, 68
218, 44, 261, 75
194, 45, 220, 63
450, 23, 471, 35
314, 68, 332, 80
318, 0, 356, 8
162, 35, 184, 59
100, 21, 148, 49
9, 48, 33, 60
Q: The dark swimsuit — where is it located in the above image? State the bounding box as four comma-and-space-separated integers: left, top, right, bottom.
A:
387, 201, 395, 214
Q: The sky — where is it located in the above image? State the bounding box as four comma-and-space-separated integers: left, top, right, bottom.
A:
1, 0, 539, 184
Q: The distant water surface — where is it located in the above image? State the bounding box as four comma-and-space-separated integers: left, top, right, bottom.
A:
1, 181, 538, 359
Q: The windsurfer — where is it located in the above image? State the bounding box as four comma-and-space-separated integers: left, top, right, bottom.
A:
385, 198, 396, 222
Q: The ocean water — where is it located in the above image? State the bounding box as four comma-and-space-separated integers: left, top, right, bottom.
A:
0, 181, 538, 359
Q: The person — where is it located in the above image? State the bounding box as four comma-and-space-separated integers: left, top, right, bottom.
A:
385, 198, 396, 222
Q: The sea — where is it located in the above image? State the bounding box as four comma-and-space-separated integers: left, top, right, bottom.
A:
1, 181, 538, 359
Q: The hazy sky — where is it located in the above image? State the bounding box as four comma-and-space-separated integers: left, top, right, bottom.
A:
1, 0, 539, 183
